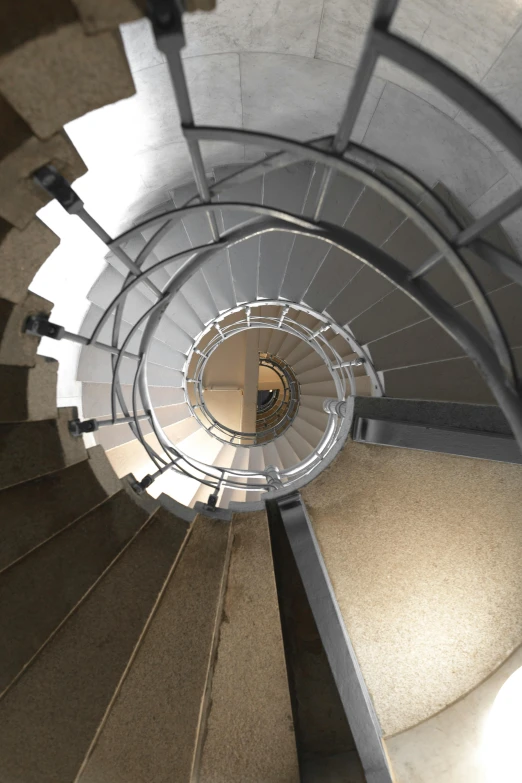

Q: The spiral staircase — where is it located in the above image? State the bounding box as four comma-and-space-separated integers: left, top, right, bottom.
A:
1, 1, 522, 782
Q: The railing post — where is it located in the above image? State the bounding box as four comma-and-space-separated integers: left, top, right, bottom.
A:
311, 0, 401, 221
148, 0, 219, 242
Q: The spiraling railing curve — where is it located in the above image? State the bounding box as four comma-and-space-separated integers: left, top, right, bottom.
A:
27, 0, 522, 507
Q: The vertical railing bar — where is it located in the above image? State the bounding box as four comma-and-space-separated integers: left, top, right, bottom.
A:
333, 0, 400, 155
132, 356, 171, 470
76, 208, 160, 295
455, 188, 522, 246
311, 0, 400, 222
96, 413, 151, 428
39, 324, 142, 362
110, 306, 130, 424
149, 3, 219, 242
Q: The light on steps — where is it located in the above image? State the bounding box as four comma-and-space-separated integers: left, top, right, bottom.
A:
481, 665, 522, 781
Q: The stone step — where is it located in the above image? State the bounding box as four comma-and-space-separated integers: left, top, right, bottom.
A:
0, 486, 152, 695
215, 164, 263, 305
77, 515, 231, 783
73, 0, 145, 36
285, 425, 314, 462
0, 407, 85, 491
196, 512, 298, 782
300, 437, 522, 740
0, 217, 59, 304
0, 356, 57, 423
292, 411, 325, 449
0, 445, 121, 572
0, 291, 52, 367
0, 16, 135, 140
0, 505, 188, 783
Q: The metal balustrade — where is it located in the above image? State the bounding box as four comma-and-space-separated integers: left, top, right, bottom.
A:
183, 300, 365, 453
256, 354, 297, 437
188, 346, 300, 447
28, 0, 522, 508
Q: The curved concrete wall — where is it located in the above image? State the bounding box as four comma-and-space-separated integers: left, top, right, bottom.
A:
301, 439, 522, 736
385, 643, 522, 782
57, 0, 522, 246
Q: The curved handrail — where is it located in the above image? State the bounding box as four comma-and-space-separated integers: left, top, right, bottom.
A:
182, 302, 352, 450
52, 4, 522, 505
69, 193, 522, 495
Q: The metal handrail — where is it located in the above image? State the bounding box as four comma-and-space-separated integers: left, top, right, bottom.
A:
256, 354, 299, 433
183, 303, 351, 449
32, 0, 522, 505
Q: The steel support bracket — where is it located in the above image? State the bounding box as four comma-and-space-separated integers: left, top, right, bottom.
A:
69, 418, 99, 437
33, 165, 84, 214
194, 499, 233, 521
24, 314, 65, 341
147, 0, 185, 50
132, 474, 154, 494
206, 492, 218, 509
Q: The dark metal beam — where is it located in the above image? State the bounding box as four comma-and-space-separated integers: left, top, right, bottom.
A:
353, 416, 522, 465
276, 492, 394, 783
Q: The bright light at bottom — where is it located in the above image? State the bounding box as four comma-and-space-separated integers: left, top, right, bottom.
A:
481, 665, 522, 781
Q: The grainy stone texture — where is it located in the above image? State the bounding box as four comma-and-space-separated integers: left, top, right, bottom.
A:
0, 24, 135, 140
0, 217, 59, 303
0, 356, 57, 422
0, 507, 187, 783
0, 446, 121, 571
78, 515, 230, 783
0, 92, 33, 164
0, 291, 52, 367
86, 443, 122, 497
0, 131, 87, 229
73, 0, 145, 33
381, 355, 497, 406
0, 407, 84, 491
386, 644, 522, 783
301, 439, 522, 736
0, 0, 77, 56
0, 488, 148, 694
198, 512, 299, 783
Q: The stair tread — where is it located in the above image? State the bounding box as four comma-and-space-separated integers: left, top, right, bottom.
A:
77, 516, 231, 783
0, 508, 187, 783
0, 489, 149, 694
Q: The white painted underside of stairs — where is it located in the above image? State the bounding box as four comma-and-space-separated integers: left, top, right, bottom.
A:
29, 201, 108, 434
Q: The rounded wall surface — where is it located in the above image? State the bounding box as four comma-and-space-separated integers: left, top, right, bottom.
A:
385, 644, 522, 782
61, 0, 522, 257
301, 439, 522, 736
